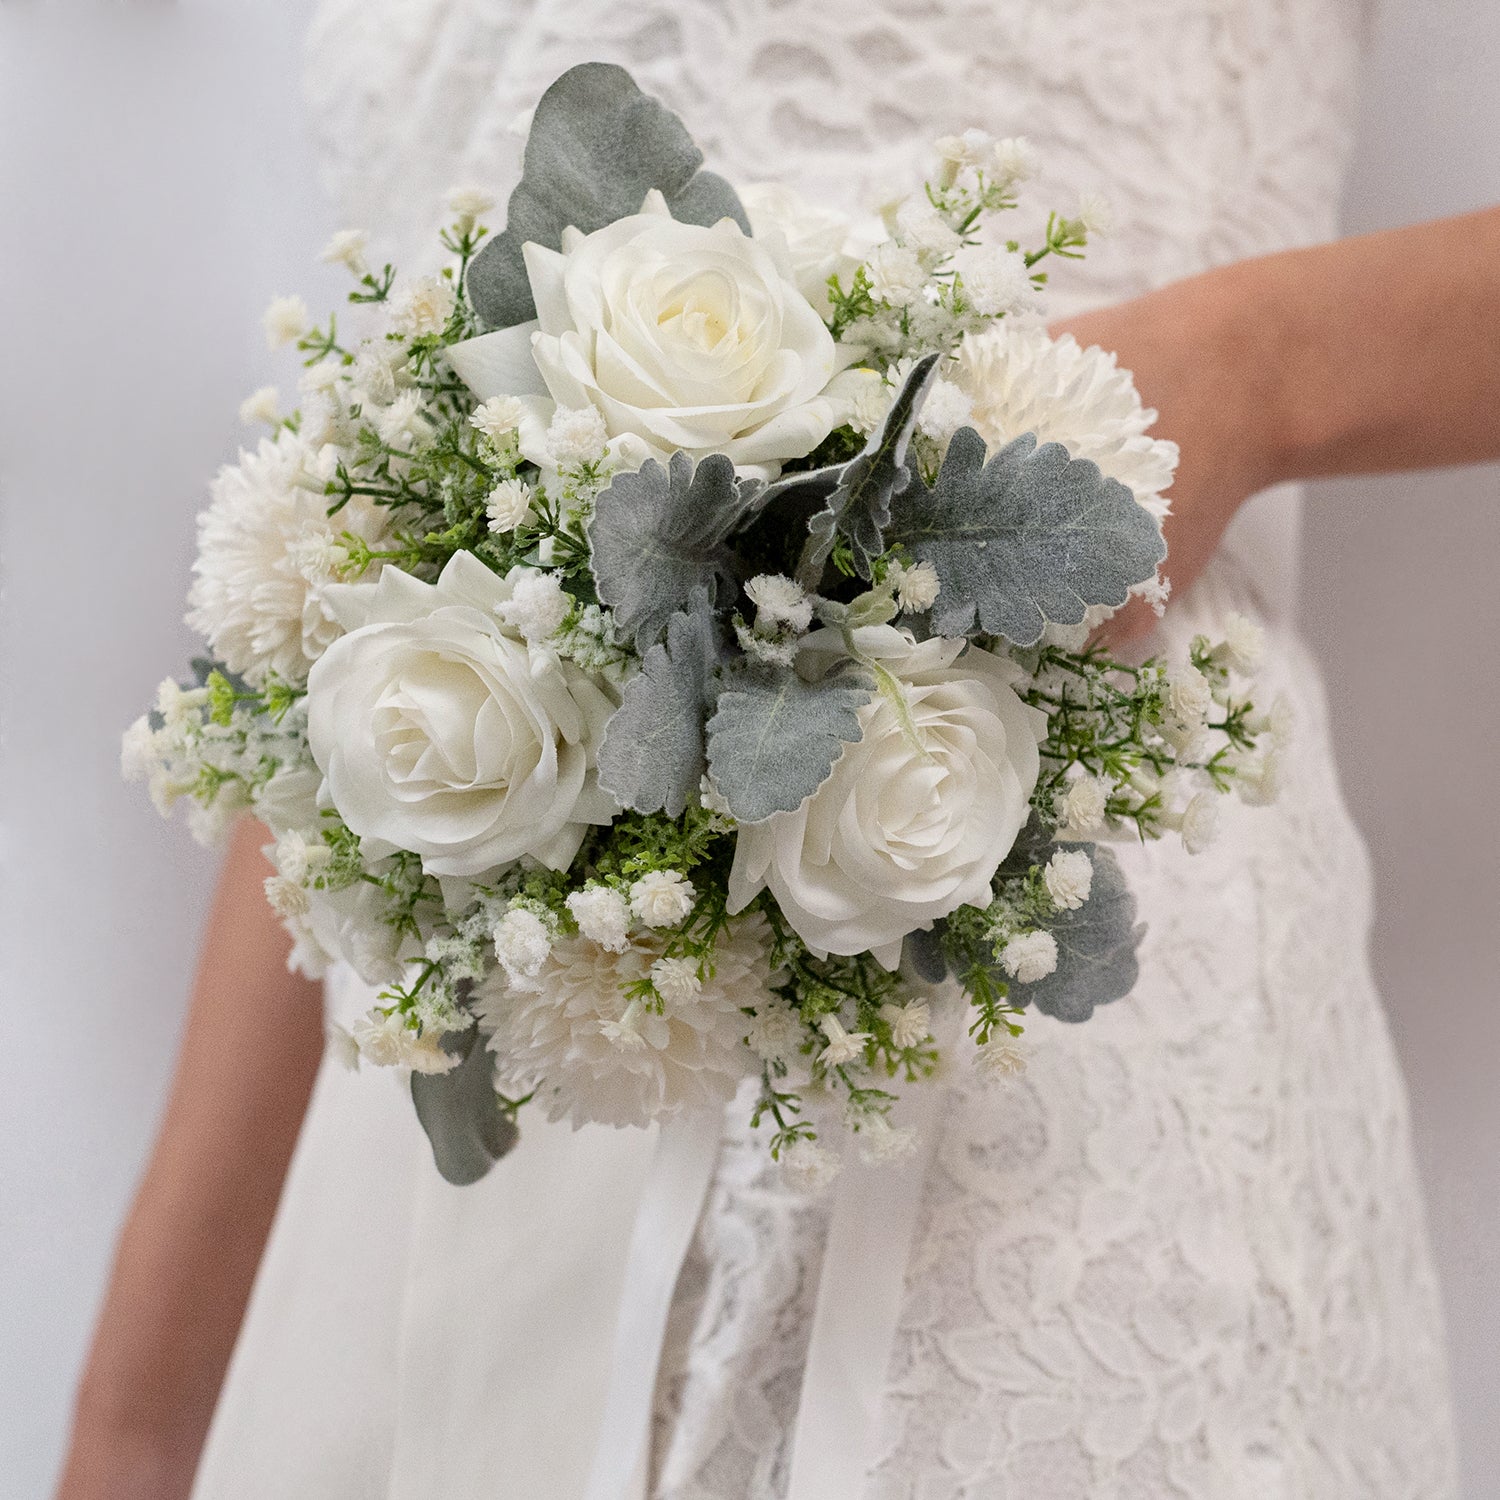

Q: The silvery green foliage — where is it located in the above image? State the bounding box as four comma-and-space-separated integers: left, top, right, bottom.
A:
465, 63, 749, 331
410, 1027, 519, 1185
597, 592, 724, 817
794, 353, 941, 587
589, 452, 756, 650
1019, 845, 1144, 1022
902, 926, 949, 984
886, 428, 1167, 645
706, 661, 872, 824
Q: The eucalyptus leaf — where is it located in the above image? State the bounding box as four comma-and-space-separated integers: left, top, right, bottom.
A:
410, 1027, 518, 1186
886, 428, 1166, 645
1018, 845, 1145, 1022
466, 63, 749, 330
795, 352, 941, 587
589, 451, 756, 651
596, 592, 724, 817
706, 660, 871, 824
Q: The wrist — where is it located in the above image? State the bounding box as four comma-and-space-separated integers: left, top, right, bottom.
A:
1181, 256, 1292, 495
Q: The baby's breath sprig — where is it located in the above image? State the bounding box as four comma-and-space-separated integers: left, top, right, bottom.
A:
939, 902, 1027, 1046
296, 313, 348, 366
826, 265, 880, 342
347, 263, 396, 305
1023, 209, 1091, 275
751, 1070, 815, 1160
203, 667, 305, 727
1024, 645, 1177, 813
312, 815, 366, 893
1021, 634, 1275, 843
370, 849, 444, 945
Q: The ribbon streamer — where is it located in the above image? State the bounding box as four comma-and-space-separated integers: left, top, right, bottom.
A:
782, 1041, 950, 1500
584, 1115, 723, 1500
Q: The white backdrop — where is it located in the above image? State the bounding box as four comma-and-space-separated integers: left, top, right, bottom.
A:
0, 8, 340, 1495
1, 4, 1494, 1497
1302, 1, 1500, 1489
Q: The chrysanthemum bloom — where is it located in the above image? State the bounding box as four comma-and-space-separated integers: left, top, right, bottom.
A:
473, 913, 775, 1129
952, 321, 1179, 517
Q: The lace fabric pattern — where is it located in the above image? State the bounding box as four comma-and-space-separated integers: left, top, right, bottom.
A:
306, 0, 1371, 308
299, 3, 1457, 1494
649, 569, 1457, 1499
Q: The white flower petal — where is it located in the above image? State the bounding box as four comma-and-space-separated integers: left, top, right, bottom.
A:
473, 915, 773, 1129
444, 322, 550, 400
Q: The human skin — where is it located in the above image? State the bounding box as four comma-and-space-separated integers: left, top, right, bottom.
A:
55, 207, 1500, 1500
55, 819, 324, 1500
1062, 207, 1500, 644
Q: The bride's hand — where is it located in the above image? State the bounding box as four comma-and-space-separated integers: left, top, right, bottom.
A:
1050, 266, 1278, 647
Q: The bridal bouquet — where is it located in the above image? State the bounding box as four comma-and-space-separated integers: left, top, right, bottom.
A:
125, 64, 1283, 1185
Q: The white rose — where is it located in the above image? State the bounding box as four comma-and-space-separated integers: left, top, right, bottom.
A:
727, 628, 1046, 967
739, 182, 873, 318
306, 551, 617, 878
447, 190, 858, 473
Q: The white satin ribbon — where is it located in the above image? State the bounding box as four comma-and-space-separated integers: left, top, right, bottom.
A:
583, 1114, 723, 1500
391, 1110, 658, 1500
576, 1001, 958, 1500
783, 1042, 951, 1500
388, 1021, 951, 1499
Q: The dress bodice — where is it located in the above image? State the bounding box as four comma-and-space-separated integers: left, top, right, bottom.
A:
306, 0, 1370, 304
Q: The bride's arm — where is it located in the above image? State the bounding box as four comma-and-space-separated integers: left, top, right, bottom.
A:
55, 819, 325, 1500
1056, 206, 1500, 640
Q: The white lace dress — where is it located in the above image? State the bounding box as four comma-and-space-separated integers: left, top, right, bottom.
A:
191, 3, 1459, 1496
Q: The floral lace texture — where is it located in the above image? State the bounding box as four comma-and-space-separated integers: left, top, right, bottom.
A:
648, 570, 1456, 1498
301, 2, 1456, 1495
306, 0, 1372, 307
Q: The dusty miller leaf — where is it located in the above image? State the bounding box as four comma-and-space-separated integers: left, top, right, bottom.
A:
410, 1026, 518, 1186
589, 452, 756, 651
902, 926, 949, 984
782, 354, 941, 588
596, 593, 724, 817
466, 63, 749, 330
706, 661, 871, 824
885, 428, 1166, 645
1017, 845, 1145, 1022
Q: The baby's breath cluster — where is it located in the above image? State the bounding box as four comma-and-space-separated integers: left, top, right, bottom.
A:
828, 128, 1079, 375
1019, 614, 1283, 850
